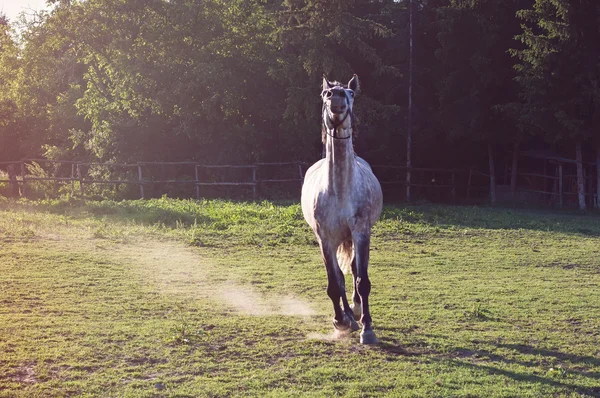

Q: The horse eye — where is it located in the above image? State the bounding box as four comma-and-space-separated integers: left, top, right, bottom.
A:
323, 90, 333, 98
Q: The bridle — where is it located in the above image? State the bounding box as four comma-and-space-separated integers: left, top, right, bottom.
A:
322, 88, 353, 140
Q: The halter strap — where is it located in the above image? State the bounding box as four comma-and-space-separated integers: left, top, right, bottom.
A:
322, 92, 353, 140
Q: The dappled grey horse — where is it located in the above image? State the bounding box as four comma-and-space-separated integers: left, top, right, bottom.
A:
301, 75, 383, 344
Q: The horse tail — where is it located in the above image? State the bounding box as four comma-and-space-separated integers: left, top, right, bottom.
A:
336, 241, 354, 275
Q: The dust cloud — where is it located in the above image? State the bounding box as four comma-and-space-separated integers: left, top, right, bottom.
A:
220, 284, 315, 316
108, 239, 315, 317
306, 329, 353, 341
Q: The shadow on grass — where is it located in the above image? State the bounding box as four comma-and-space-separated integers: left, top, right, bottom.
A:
376, 330, 600, 396
498, 343, 600, 368
5, 197, 600, 237
379, 204, 600, 237
439, 342, 600, 396
376, 340, 420, 356
4, 198, 215, 228
450, 359, 600, 396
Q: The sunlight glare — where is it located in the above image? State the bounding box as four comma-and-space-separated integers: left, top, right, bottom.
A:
1, 0, 50, 23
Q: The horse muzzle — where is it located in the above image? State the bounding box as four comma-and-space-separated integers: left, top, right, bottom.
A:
330, 104, 347, 114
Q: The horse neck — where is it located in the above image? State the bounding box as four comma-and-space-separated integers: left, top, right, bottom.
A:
324, 126, 355, 196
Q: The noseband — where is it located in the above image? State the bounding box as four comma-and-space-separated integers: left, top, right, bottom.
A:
322, 89, 353, 140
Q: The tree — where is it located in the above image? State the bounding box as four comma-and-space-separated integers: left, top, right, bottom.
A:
16, 0, 284, 164
0, 13, 23, 161
435, 0, 529, 204
6, 2, 90, 161
272, 0, 398, 161
514, 0, 600, 210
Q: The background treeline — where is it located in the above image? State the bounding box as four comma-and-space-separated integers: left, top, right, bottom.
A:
1, 0, 600, 205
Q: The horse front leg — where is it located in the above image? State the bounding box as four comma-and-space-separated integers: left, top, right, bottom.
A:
338, 262, 359, 332
353, 233, 376, 344
320, 242, 359, 333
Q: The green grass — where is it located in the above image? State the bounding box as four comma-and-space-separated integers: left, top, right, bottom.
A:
0, 198, 599, 397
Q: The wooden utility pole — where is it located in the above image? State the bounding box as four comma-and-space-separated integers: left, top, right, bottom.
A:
406, 0, 414, 202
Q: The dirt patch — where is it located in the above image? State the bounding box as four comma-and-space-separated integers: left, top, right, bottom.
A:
13, 364, 37, 384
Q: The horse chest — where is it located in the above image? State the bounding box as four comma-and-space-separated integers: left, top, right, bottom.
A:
312, 193, 361, 235
302, 161, 380, 232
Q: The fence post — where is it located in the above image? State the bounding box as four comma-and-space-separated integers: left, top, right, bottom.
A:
252, 166, 257, 200
7, 164, 19, 197
467, 168, 472, 200
76, 163, 84, 196
451, 172, 456, 202
138, 164, 145, 199
20, 161, 27, 198
71, 163, 75, 195
587, 165, 593, 208
195, 165, 200, 200
558, 163, 563, 209
53, 163, 59, 195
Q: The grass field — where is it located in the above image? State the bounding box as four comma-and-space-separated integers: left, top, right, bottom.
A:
1, 197, 599, 397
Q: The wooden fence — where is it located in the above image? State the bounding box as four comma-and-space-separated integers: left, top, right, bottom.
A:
0, 159, 486, 201
512, 170, 598, 208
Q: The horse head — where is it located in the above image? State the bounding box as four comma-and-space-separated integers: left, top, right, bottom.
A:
321, 75, 359, 141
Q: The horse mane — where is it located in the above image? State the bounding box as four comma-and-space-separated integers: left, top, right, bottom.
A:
321, 81, 359, 144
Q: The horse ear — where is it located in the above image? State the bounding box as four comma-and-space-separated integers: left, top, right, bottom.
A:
348, 74, 359, 92
323, 75, 333, 91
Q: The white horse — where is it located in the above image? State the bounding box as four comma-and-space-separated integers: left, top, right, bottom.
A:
301, 75, 383, 344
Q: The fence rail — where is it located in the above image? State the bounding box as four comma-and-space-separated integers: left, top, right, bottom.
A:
4, 158, 591, 206
0, 159, 486, 201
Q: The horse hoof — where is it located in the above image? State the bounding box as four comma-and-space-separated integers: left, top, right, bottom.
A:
360, 330, 378, 345
333, 317, 359, 332
333, 319, 349, 331
350, 303, 362, 319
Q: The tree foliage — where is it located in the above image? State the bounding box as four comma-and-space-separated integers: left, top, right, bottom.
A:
514, 0, 600, 143
0, 0, 599, 181
0, 13, 24, 160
